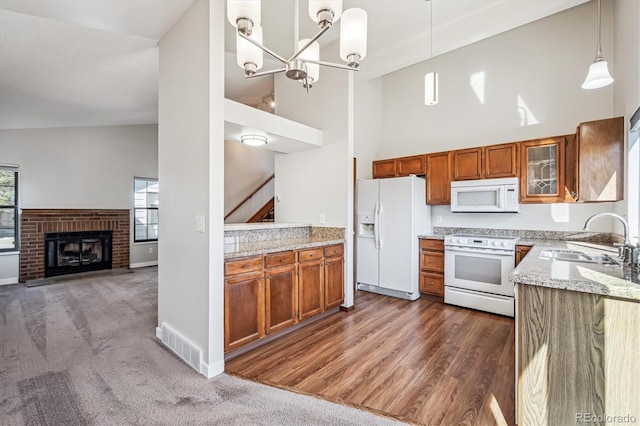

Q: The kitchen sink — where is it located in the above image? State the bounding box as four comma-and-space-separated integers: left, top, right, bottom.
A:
539, 249, 619, 265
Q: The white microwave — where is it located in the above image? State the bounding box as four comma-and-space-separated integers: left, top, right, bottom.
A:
450, 177, 520, 213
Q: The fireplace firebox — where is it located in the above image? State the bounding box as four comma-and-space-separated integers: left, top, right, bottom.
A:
44, 230, 113, 277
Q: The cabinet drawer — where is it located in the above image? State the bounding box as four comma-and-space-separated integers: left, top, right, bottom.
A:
420, 239, 444, 251
265, 251, 296, 268
420, 272, 444, 296
420, 251, 444, 272
324, 244, 344, 258
298, 248, 324, 263
225, 256, 263, 276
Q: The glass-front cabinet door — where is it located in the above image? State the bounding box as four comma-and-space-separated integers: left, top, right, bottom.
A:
519, 137, 566, 203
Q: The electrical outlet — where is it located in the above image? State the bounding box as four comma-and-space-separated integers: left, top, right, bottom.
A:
319, 213, 326, 224
195, 215, 206, 233
436, 215, 443, 224
148, 247, 153, 254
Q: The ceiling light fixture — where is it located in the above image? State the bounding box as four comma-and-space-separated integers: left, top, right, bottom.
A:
241, 134, 268, 146
424, 0, 438, 106
227, 0, 367, 91
582, 0, 613, 89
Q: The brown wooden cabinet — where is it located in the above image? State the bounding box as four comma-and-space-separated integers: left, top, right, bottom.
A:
372, 159, 396, 178
264, 251, 297, 335
452, 143, 518, 181
373, 155, 426, 179
224, 258, 265, 352
515, 245, 532, 267
419, 238, 444, 296
426, 151, 452, 205
298, 248, 325, 321
519, 137, 566, 203
575, 116, 624, 202
323, 244, 344, 310
452, 147, 483, 181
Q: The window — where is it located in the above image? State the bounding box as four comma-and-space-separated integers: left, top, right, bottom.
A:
0, 167, 18, 251
134, 177, 158, 243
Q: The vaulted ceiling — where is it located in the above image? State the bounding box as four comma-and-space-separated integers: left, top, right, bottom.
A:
0, 0, 588, 130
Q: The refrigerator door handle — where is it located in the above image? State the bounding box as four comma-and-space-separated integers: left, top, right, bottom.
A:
374, 202, 380, 249
377, 202, 383, 249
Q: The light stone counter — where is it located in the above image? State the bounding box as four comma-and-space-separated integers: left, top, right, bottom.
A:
509, 240, 640, 301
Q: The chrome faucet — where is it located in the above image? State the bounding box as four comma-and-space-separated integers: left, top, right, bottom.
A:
583, 212, 636, 264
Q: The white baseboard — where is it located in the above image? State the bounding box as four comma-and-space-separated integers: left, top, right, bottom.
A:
0, 277, 19, 286
130, 261, 158, 268
201, 359, 225, 379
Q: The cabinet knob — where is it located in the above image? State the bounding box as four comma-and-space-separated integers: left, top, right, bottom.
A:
242, 264, 249, 269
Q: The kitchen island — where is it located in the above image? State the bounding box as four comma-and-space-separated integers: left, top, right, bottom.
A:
510, 241, 639, 426
223, 223, 346, 357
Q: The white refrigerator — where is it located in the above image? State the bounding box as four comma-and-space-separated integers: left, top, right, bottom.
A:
356, 176, 431, 301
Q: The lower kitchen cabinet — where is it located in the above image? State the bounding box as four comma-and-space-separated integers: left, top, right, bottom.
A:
324, 245, 345, 310
224, 269, 265, 352
265, 263, 298, 335
419, 238, 445, 296
298, 251, 325, 321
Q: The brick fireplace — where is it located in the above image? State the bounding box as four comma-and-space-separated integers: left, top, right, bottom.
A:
20, 209, 130, 282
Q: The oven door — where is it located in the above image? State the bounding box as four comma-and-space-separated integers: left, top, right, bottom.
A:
444, 246, 515, 296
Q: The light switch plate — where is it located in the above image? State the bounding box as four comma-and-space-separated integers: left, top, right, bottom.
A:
319, 213, 326, 224
195, 215, 206, 233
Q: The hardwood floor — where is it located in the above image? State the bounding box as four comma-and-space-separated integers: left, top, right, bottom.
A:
226, 291, 515, 425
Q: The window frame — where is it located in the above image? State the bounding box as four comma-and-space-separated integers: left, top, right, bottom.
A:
133, 177, 158, 243
0, 167, 19, 253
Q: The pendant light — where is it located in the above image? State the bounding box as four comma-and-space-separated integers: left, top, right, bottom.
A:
425, 0, 438, 106
582, 0, 613, 89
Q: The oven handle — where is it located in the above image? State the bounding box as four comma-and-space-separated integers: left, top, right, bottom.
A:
445, 246, 515, 257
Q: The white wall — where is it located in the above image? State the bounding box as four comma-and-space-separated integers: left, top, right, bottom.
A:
274, 41, 355, 307
158, 0, 225, 377
354, 75, 382, 180
224, 139, 274, 215
0, 124, 158, 266
374, 1, 620, 233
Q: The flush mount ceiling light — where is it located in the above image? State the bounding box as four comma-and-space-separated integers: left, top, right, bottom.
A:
424, 0, 438, 106
582, 0, 613, 89
241, 134, 268, 146
228, 0, 367, 91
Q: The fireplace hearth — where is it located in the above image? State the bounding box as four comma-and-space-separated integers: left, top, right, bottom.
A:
45, 230, 112, 277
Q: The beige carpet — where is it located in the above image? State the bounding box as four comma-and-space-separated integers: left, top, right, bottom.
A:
0, 267, 403, 425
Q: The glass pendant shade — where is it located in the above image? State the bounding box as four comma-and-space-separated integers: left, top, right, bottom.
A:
298, 39, 320, 84
236, 25, 263, 70
582, 59, 614, 89
425, 72, 439, 106
308, 0, 342, 24
227, 0, 261, 28
339, 8, 367, 62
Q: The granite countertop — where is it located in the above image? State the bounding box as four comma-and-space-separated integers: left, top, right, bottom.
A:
510, 240, 640, 301
224, 222, 312, 231
224, 236, 344, 259
418, 235, 444, 240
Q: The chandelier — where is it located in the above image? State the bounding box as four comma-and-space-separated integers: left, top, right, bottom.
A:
227, 0, 368, 91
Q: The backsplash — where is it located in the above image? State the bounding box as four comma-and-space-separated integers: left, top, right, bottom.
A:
225, 225, 310, 243
310, 226, 345, 240
432, 227, 621, 243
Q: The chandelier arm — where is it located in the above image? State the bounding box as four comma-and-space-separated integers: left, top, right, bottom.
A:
288, 25, 331, 62
304, 59, 360, 72
244, 68, 287, 79
238, 31, 287, 63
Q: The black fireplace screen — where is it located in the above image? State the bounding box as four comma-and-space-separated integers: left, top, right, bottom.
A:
45, 230, 112, 277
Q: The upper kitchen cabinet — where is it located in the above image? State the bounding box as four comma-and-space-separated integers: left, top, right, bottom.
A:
372, 155, 426, 178
452, 143, 518, 181
426, 151, 452, 205
485, 142, 518, 179
519, 137, 566, 203
452, 148, 483, 180
574, 117, 624, 202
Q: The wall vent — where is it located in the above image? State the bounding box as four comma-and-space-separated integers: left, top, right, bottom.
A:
160, 322, 202, 372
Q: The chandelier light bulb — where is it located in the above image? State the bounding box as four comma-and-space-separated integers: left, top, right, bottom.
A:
340, 8, 367, 67
298, 39, 320, 87
237, 25, 263, 74
308, 0, 342, 28
425, 72, 439, 105
227, 0, 261, 35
